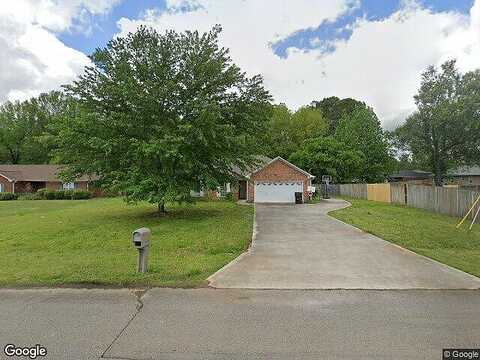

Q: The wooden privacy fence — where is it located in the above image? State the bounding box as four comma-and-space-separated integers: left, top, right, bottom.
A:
338, 183, 480, 220
338, 184, 367, 199
367, 183, 390, 203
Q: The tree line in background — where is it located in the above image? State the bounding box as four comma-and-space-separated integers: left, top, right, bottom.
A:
262, 98, 393, 183
0, 25, 479, 210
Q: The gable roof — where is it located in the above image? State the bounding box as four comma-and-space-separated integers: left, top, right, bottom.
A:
248, 157, 315, 179
0, 165, 94, 182
389, 170, 433, 179
448, 165, 480, 176
230, 156, 272, 178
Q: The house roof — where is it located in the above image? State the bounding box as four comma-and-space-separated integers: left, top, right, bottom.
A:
230, 156, 272, 178
0, 165, 94, 182
448, 165, 480, 176
248, 156, 315, 179
389, 170, 433, 179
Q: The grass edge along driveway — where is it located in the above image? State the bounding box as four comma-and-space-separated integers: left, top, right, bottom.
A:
329, 198, 480, 278
0, 198, 253, 287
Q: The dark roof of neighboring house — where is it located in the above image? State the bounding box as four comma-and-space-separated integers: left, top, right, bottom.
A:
389, 170, 433, 179
447, 165, 480, 176
0, 165, 94, 182
230, 156, 272, 178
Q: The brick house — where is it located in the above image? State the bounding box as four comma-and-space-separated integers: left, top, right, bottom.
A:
0, 165, 94, 194
231, 157, 315, 203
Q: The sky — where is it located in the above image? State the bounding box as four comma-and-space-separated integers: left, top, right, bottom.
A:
0, 0, 479, 129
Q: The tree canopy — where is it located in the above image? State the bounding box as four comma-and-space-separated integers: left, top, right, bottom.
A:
394, 60, 480, 185
0, 91, 67, 164
263, 104, 327, 158
54, 25, 271, 211
335, 106, 393, 182
311, 96, 366, 134
289, 137, 365, 183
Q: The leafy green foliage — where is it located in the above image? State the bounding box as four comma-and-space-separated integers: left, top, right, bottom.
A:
54, 26, 271, 210
394, 60, 480, 185
35, 188, 91, 200
289, 137, 365, 183
311, 96, 366, 134
335, 106, 393, 182
0, 192, 18, 201
263, 104, 327, 158
0, 91, 69, 164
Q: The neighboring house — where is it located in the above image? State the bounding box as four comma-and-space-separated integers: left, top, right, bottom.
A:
0, 165, 94, 194
230, 157, 315, 203
445, 165, 480, 187
388, 170, 434, 185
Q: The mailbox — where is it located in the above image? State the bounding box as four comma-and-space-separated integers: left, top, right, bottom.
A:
132, 227, 151, 249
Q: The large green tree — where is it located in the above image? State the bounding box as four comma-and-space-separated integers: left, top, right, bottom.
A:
55, 26, 271, 212
262, 104, 294, 158
335, 106, 393, 182
263, 104, 327, 158
311, 96, 366, 134
289, 137, 365, 183
0, 90, 68, 164
394, 60, 480, 185
0, 101, 30, 164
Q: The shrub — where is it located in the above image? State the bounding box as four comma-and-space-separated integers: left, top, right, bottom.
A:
18, 193, 41, 200
34, 188, 91, 200
223, 192, 234, 202
42, 190, 56, 200
63, 189, 75, 199
36, 188, 48, 198
54, 190, 66, 200
72, 190, 92, 200
0, 192, 18, 201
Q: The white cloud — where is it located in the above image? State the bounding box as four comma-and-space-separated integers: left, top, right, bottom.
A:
117, 0, 480, 129
0, 0, 120, 103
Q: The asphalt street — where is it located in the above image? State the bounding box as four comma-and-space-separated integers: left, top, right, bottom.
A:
1, 288, 479, 360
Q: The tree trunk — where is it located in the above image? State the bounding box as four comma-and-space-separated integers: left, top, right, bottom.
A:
158, 202, 166, 215
434, 167, 443, 186
431, 127, 443, 187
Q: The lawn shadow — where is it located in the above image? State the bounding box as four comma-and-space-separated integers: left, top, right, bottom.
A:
99, 202, 225, 223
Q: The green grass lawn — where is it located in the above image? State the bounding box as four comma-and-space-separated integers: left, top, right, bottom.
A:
330, 198, 480, 277
0, 198, 253, 287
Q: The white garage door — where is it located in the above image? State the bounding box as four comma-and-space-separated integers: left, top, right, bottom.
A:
255, 182, 303, 203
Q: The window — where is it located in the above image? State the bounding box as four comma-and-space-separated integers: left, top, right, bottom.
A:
0, 183, 4, 192
62, 182, 75, 190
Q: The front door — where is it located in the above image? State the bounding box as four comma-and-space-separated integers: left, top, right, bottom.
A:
238, 180, 247, 200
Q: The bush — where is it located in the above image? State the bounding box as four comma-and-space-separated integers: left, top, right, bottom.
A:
37, 188, 48, 198
223, 192, 234, 202
72, 190, 92, 200
0, 192, 18, 201
63, 190, 75, 199
45, 190, 57, 200
18, 193, 42, 200
34, 188, 92, 200
54, 190, 66, 200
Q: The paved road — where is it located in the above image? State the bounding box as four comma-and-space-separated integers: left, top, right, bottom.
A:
208, 199, 480, 289
1, 288, 479, 360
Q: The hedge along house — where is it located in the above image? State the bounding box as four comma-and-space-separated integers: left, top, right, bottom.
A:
231, 157, 315, 203
0, 165, 94, 194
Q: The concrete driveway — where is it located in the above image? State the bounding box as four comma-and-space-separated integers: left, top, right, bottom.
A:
208, 199, 480, 289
